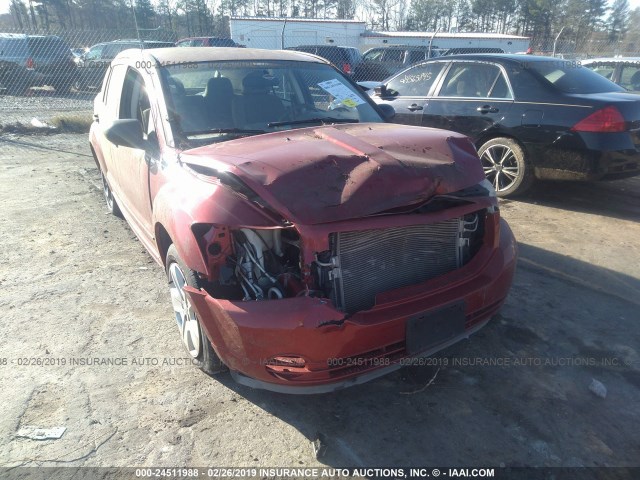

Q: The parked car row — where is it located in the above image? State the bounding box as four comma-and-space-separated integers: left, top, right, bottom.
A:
284, 44, 506, 82
0, 33, 77, 94
2, 25, 635, 394
0, 34, 242, 94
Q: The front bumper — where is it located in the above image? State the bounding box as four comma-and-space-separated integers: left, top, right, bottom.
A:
185, 218, 517, 393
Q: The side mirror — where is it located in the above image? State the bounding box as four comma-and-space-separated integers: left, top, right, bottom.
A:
374, 84, 388, 97
104, 119, 145, 149
378, 104, 395, 121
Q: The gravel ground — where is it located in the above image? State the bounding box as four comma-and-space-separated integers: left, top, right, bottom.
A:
0, 133, 639, 472
0, 92, 93, 125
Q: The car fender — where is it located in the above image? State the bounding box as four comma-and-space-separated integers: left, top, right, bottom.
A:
151, 168, 283, 274
89, 125, 107, 172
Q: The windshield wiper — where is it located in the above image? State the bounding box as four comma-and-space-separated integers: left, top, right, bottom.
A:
185, 128, 266, 136
267, 117, 358, 128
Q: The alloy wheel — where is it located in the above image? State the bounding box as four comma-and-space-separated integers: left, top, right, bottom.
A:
101, 173, 115, 211
168, 262, 201, 358
480, 144, 521, 193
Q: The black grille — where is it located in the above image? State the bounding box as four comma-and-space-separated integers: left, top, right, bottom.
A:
331, 219, 461, 314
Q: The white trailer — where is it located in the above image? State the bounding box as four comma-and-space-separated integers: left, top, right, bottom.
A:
361, 32, 530, 54
229, 17, 366, 50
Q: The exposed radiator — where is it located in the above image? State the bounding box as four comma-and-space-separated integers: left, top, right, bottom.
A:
330, 218, 464, 314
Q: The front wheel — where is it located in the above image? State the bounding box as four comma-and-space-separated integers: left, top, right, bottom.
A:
166, 245, 226, 376
478, 137, 534, 197
101, 172, 121, 217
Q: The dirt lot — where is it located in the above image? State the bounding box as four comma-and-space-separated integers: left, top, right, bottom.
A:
0, 92, 93, 126
0, 133, 639, 470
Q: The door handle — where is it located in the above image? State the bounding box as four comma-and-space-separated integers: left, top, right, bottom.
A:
477, 105, 499, 114
407, 103, 423, 112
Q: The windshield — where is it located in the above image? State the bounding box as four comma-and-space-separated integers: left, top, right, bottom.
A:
161, 60, 383, 145
526, 60, 625, 94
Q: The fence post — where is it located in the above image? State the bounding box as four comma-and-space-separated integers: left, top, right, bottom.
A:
552, 26, 565, 57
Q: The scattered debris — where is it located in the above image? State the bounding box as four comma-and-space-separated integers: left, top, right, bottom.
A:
589, 378, 607, 399
400, 367, 440, 395
30, 117, 54, 129
311, 432, 328, 460
16, 426, 66, 440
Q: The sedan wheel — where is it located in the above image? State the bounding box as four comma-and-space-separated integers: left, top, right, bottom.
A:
101, 172, 121, 216
168, 262, 201, 358
165, 245, 226, 376
478, 137, 534, 197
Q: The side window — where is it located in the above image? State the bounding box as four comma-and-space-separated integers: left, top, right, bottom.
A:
363, 49, 384, 62
192, 39, 205, 47
387, 63, 446, 96
119, 68, 152, 135
439, 63, 510, 98
487, 70, 512, 99
85, 45, 104, 61
619, 65, 640, 90
103, 64, 128, 120
382, 49, 403, 63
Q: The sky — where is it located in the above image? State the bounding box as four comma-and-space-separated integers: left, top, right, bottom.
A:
0, 0, 639, 21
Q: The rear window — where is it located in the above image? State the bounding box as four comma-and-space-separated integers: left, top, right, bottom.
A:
0, 38, 28, 56
27, 37, 70, 56
526, 60, 624, 94
316, 47, 348, 65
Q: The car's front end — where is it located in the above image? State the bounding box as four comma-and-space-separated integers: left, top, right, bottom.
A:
176, 123, 517, 393
185, 204, 516, 393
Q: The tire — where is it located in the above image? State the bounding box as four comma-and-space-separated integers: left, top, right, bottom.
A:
166, 244, 226, 376
100, 171, 121, 217
477, 137, 535, 197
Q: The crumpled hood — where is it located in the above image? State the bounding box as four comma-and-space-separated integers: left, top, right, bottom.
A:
181, 123, 485, 225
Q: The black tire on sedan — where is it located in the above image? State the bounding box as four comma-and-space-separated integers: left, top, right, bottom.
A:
478, 137, 534, 197
101, 171, 121, 217
165, 245, 226, 376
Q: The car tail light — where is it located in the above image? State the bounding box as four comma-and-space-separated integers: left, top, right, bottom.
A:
571, 106, 627, 133
26, 57, 36, 69
342, 63, 352, 74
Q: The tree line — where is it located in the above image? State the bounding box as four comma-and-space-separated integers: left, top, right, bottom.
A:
4, 0, 639, 50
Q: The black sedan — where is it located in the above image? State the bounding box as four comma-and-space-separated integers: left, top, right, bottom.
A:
368, 54, 640, 196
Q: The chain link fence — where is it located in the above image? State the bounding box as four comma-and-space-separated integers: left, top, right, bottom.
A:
529, 35, 640, 59
1, 27, 639, 127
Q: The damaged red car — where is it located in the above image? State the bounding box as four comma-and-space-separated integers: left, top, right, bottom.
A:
89, 47, 517, 393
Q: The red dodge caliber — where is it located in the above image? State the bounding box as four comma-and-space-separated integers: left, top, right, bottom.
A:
89, 47, 517, 393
